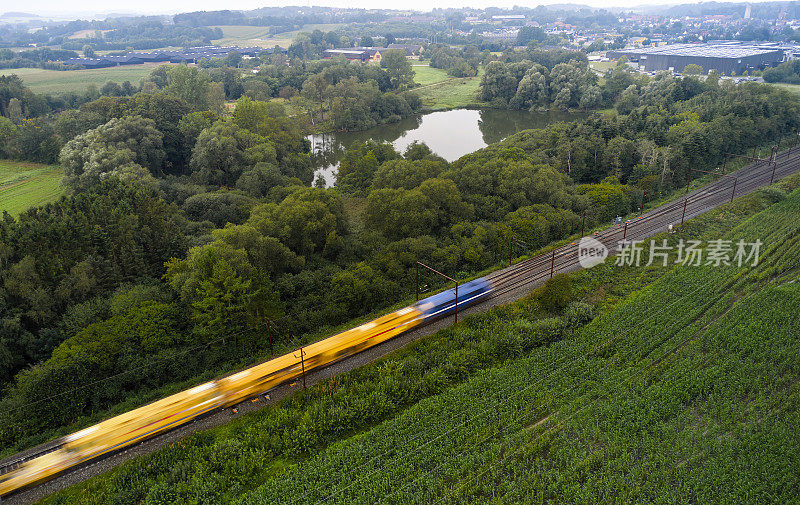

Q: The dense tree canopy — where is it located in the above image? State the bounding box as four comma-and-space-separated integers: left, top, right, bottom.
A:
0, 181, 186, 384
60, 115, 166, 188
481, 58, 600, 110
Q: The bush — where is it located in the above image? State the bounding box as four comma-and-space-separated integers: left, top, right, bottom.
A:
563, 301, 595, 327
181, 191, 254, 227
537, 273, 573, 312
759, 186, 787, 204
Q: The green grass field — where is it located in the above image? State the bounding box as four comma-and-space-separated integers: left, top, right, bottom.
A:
411, 64, 450, 86
416, 75, 483, 110
0, 65, 168, 94
414, 65, 484, 110
213, 24, 343, 49
0, 161, 64, 216
767, 82, 800, 96
589, 60, 615, 73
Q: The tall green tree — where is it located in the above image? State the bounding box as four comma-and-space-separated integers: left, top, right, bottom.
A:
166, 65, 212, 111
60, 115, 166, 189
380, 49, 415, 91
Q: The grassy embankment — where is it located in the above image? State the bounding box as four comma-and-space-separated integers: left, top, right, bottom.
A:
412, 63, 484, 111
0, 65, 167, 94
0, 161, 64, 216
39, 174, 800, 504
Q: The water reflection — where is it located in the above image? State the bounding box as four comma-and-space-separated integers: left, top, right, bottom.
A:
309, 108, 585, 187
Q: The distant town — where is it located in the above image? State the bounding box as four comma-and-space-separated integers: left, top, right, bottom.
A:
3, 2, 800, 79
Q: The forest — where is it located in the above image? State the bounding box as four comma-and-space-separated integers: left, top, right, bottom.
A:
0, 51, 799, 461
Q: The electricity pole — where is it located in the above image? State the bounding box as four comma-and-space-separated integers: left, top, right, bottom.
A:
294, 348, 306, 389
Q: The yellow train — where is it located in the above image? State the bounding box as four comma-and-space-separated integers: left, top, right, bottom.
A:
0, 306, 423, 497
1, 277, 493, 497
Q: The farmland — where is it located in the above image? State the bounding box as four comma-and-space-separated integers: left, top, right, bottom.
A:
38, 175, 800, 505
0, 161, 64, 216
0, 65, 168, 94
212, 24, 343, 48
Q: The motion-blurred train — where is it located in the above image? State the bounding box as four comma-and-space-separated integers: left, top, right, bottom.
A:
0, 279, 493, 496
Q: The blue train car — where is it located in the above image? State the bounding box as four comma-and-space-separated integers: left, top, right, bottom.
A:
415, 278, 493, 321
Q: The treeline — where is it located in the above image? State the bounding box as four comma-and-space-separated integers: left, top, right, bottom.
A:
247, 53, 420, 131
172, 7, 383, 28
477, 70, 799, 192
481, 58, 601, 110
763, 59, 800, 84
0, 17, 221, 55
287, 29, 358, 59
59, 24, 222, 52
423, 44, 487, 78
0, 48, 81, 71
479, 49, 598, 110
246, 57, 396, 98
0, 58, 420, 170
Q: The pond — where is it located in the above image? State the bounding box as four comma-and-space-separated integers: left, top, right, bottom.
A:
308, 108, 586, 187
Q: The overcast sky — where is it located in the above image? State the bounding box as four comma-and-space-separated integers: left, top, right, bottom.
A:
9, 0, 779, 18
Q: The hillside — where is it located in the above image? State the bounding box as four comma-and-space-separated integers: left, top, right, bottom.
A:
38, 177, 800, 504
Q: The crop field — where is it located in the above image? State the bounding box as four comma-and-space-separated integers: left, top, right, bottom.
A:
0, 161, 64, 216
212, 24, 343, 48
249, 285, 800, 505
39, 176, 800, 505
0, 65, 168, 94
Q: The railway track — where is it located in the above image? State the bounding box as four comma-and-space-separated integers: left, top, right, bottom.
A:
4, 146, 800, 505
487, 146, 800, 297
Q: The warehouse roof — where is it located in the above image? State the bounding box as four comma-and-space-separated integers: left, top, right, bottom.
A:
619, 44, 783, 58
